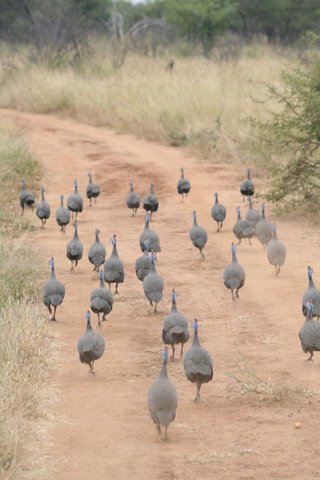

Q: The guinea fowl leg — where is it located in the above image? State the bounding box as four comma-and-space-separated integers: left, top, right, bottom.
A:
115, 283, 119, 294
95, 198, 97, 205
164, 426, 168, 441
47, 304, 52, 320
248, 237, 252, 245
89, 198, 92, 207
96, 313, 102, 329
277, 266, 281, 276
156, 424, 161, 436
171, 344, 175, 362
180, 343, 184, 358
236, 238, 242, 245
231, 289, 235, 301
51, 305, 57, 321
194, 381, 201, 402
220, 222, 223, 231
306, 351, 314, 362
21, 206, 24, 216
236, 288, 240, 298
154, 303, 157, 313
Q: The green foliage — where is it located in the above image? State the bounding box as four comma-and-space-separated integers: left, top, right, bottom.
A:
254, 50, 320, 212
0, 129, 41, 234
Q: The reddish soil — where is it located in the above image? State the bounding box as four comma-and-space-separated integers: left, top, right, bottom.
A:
2, 109, 320, 480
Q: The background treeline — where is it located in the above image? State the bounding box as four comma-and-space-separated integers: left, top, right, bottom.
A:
1, 0, 320, 59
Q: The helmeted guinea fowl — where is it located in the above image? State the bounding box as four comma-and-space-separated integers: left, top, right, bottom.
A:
147, 346, 177, 441
302, 266, 320, 320
55, 195, 70, 233
162, 289, 189, 361
42, 258, 65, 321
189, 210, 208, 257
87, 173, 100, 207
135, 239, 151, 281
255, 203, 273, 248
88, 229, 106, 272
211, 192, 226, 232
240, 167, 255, 200
245, 197, 261, 228
139, 213, 161, 253
127, 181, 140, 216
177, 168, 191, 201
143, 253, 164, 313
77, 311, 105, 374
233, 206, 254, 245
103, 234, 125, 294
19, 178, 35, 215
67, 179, 83, 220
266, 224, 286, 276
66, 223, 83, 272
143, 183, 159, 219
183, 318, 213, 402
223, 243, 246, 301
36, 187, 50, 228
90, 271, 113, 328
299, 302, 320, 361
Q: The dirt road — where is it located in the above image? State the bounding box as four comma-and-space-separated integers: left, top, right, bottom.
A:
2, 109, 320, 479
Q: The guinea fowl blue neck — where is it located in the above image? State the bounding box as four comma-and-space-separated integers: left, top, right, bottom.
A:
159, 348, 169, 379
150, 184, 154, 195
261, 203, 265, 218
236, 206, 241, 221
248, 197, 253, 209
85, 311, 93, 331
49, 257, 56, 278
74, 179, 78, 193
88, 173, 92, 184
143, 239, 149, 253
40, 187, 45, 202
308, 266, 315, 288
247, 168, 251, 180
192, 210, 198, 226
192, 319, 201, 348
99, 271, 105, 288
306, 302, 314, 320
214, 192, 219, 204
111, 235, 118, 256
171, 289, 177, 313
95, 229, 100, 243
144, 213, 151, 228
60, 195, 64, 206
150, 253, 156, 273
21, 178, 26, 190
272, 224, 278, 240
180, 168, 184, 178
231, 243, 238, 263
129, 181, 133, 192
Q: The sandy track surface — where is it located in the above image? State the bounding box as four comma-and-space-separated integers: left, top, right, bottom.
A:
2, 109, 320, 480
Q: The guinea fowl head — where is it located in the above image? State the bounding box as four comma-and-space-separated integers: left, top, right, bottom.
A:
48, 257, 55, 270
85, 310, 92, 330
88, 173, 92, 182
161, 345, 168, 364
129, 180, 133, 191
231, 242, 237, 256
192, 318, 199, 333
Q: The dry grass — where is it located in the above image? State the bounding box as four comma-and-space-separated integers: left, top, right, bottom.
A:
0, 301, 54, 480
225, 354, 317, 401
0, 131, 53, 479
0, 42, 298, 163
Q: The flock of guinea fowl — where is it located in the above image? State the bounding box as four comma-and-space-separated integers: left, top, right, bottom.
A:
18, 167, 320, 440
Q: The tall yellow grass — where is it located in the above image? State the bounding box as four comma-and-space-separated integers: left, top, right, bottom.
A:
0, 129, 53, 479
0, 44, 298, 162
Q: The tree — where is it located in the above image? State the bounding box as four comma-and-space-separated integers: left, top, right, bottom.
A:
254, 48, 320, 212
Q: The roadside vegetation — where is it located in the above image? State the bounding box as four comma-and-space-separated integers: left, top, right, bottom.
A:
0, 129, 51, 480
